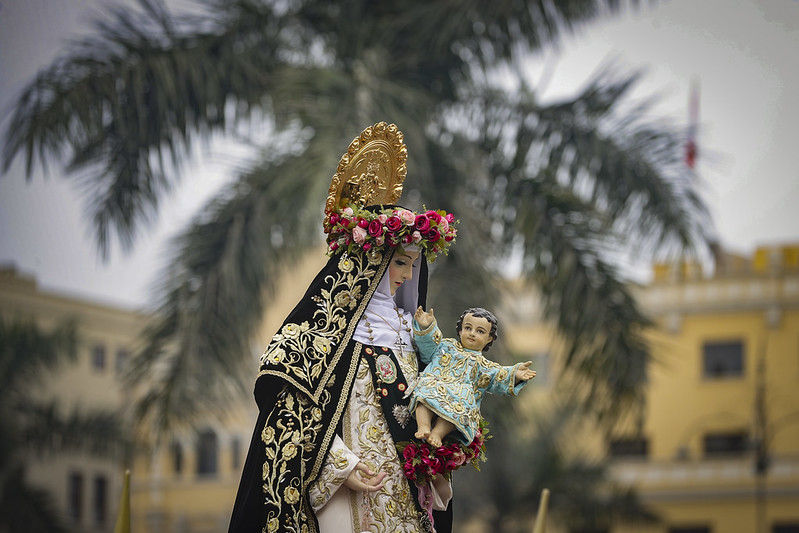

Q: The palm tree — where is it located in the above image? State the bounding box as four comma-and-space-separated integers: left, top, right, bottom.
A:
2, 0, 711, 430
0, 317, 127, 533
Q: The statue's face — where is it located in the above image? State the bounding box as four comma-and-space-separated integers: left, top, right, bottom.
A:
459, 314, 493, 352
388, 249, 420, 295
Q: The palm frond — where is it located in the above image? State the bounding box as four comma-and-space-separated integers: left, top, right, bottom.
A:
127, 141, 336, 432
2, 0, 284, 257
15, 400, 129, 459
0, 466, 69, 533
0, 317, 78, 400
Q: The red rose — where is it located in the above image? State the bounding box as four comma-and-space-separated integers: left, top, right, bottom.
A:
424, 229, 441, 242
425, 210, 443, 223
385, 216, 402, 232
357, 218, 369, 228
328, 213, 339, 226
446, 213, 455, 223
403, 444, 419, 460
414, 215, 431, 232
403, 233, 414, 244
368, 220, 383, 237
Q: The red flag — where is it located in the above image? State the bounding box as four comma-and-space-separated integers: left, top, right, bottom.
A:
685, 80, 699, 169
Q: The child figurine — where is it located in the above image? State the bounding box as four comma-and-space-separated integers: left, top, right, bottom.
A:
410, 306, 536, 447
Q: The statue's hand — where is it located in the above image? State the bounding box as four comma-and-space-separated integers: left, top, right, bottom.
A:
414, 306, 435, 328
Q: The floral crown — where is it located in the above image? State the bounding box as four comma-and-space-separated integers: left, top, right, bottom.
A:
323, 121, 457, 262
323, 204, 457, 262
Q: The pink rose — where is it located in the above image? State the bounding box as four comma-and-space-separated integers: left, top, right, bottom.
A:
368, 220, 383, 237
425, 210, 442, 223
352, 226, 367, 244
377, 214, 388, 224
375, 235, 385, 246
342, 207, 354, 217
412, 231, 422, 244
398, 209, 416, 226
437, 218, 449, 233
414, 215, 431, 232
451, 450, 467, 466
385, 216, 402, 232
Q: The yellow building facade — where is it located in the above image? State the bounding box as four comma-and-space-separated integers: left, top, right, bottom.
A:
609, 244, 799, 533
503, 243, 799, 533
0, 266, 146, 533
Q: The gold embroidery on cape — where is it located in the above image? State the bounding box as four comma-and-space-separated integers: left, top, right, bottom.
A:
258, 251, 391, 403
260, 384, 329, 533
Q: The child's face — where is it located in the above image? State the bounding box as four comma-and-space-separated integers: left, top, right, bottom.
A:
459, 313, 493, 352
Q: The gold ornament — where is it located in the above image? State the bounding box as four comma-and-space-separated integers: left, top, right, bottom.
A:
324, 121, 407, 215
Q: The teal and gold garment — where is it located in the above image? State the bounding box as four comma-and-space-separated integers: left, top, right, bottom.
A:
409, 320, 528, 444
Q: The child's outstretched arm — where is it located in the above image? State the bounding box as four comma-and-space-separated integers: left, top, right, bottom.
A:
515, 361, 536, 384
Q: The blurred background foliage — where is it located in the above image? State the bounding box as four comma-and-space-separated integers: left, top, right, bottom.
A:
2, 0, 712, 530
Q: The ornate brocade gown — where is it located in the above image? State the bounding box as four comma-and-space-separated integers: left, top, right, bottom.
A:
309, 341, 427, 532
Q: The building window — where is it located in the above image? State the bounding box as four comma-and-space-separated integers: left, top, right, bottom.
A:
231, 436, 242, 472
68, 471, 84, 523
92, 344, 106, 371
115, 348, 129, 374
773, 524, 799, 533
197, 429, 218, 476
171, 440, 183, 475
669, 527, 710, 533
93, 475, 108, 526
703, 431, 748, 457
702, 340, 743, 378
608, 437, 648, 459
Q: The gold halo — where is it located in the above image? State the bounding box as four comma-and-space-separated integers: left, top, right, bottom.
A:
325, 121, 407, 214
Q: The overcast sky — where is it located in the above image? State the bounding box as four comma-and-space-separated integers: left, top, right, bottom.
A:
1, 0, 798, 310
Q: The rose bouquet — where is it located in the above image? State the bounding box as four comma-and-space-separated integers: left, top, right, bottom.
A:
396, 418, 490, 486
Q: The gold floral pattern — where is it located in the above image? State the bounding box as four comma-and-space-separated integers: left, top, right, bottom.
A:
258, 251, 386, 403
345, 350, 423, 532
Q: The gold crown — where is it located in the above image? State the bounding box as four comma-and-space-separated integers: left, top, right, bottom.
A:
324, 121, 407, 214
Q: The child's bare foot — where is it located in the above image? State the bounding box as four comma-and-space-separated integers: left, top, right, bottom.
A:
427, 430, 444, 448
415, 426, 431, 441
